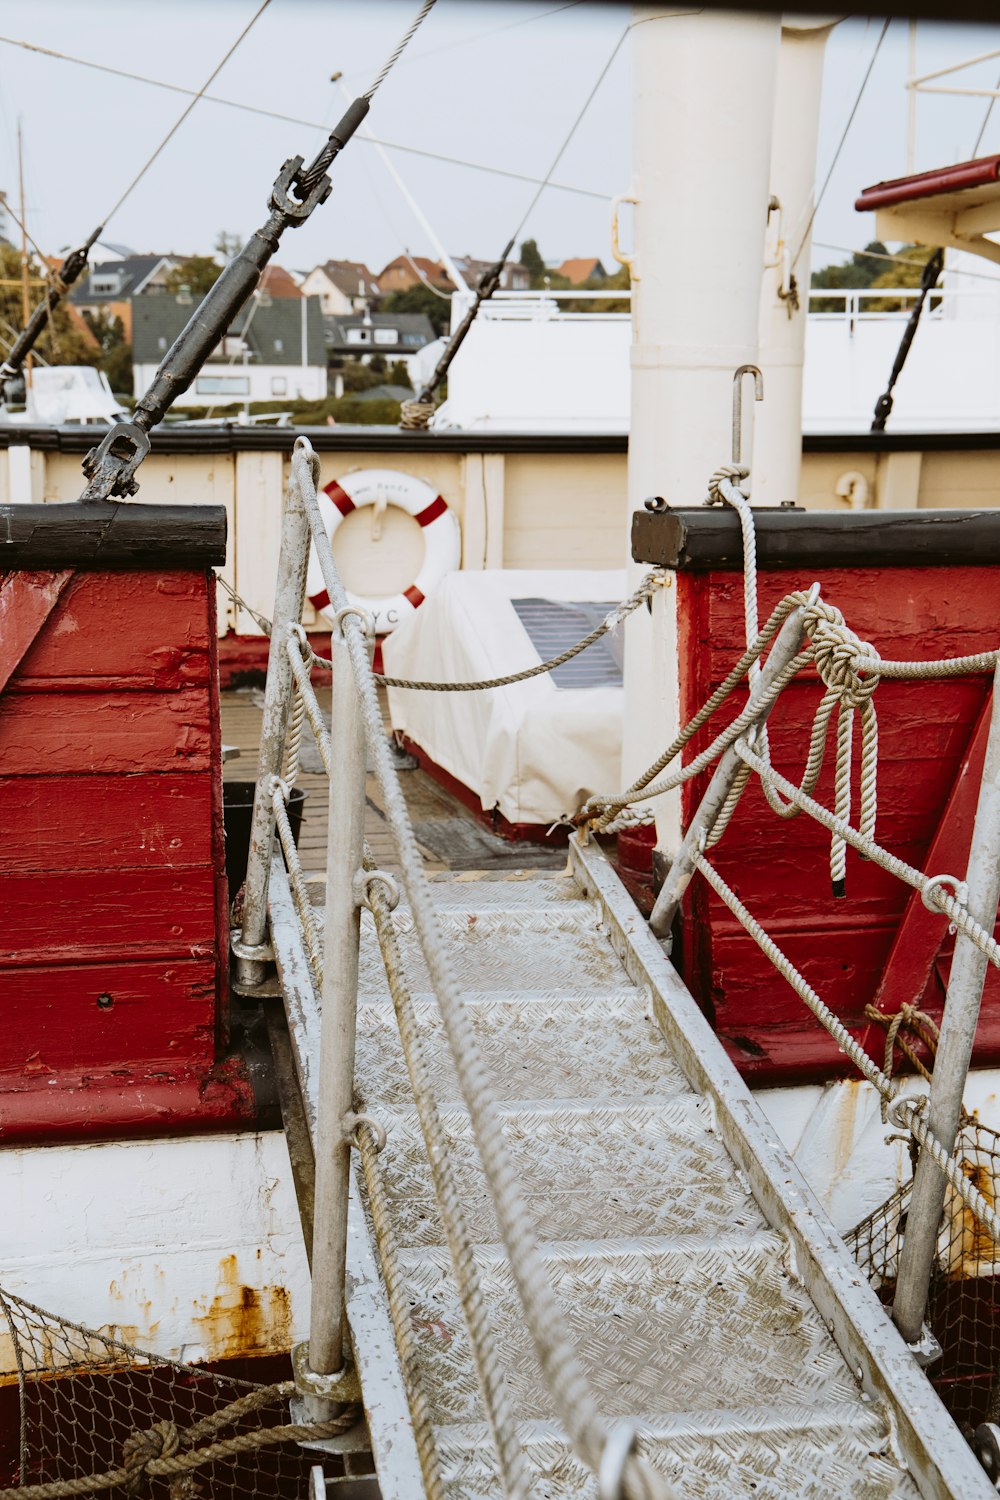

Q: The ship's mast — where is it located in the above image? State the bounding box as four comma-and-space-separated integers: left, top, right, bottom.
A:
621, 5, 780, 826
755, 18, 838, 509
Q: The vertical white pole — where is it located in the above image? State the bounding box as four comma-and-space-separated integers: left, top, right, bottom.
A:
906, 20, 918, 174
754, 19, 837, 508
622, 6, 780, 849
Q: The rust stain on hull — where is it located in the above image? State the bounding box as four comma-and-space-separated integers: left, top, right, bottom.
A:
192, 1254, 293, 1359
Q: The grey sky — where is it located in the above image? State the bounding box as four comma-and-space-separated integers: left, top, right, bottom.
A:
1, 2, 1000, 280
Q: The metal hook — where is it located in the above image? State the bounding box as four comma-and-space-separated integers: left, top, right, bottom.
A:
731, 364, 764, 467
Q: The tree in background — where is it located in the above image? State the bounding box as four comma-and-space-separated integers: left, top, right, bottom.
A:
81, 309, 132, 395
378, 283, 449, 337
214, 230, 243, 263
811, 242, 891, 291
0, 242, 98, 366
165, 256, 222, 295
810, 241, 939, 314
389, 359, 412, 389
519, 237, 546, 282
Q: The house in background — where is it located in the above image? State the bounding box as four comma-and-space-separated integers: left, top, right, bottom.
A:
70, 255, 178, 340
452, 254, 531, 291
324, 311, 435, 375
376, 255, 452, 295
301, 260, 380, 315
258, 264, 305, 299
555, 257, 608, 285
132, 292, 327, 406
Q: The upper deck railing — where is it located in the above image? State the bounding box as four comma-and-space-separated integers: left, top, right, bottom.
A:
453, 283, 1000, 326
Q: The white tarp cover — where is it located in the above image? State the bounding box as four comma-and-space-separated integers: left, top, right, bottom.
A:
382, 569, 626, 828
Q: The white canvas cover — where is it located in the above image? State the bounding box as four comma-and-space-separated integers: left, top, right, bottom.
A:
382, 569, 626, 828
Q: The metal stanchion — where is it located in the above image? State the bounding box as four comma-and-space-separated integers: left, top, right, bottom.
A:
300, 605, 372, 1417
893, 659, 1000, 1347
233, 476, 310, 990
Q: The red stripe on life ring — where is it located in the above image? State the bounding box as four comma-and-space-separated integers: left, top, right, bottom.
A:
404, 584, 426, 609
324, 479, 356, 518
311, 588, 330, 611
413, 495, 447, 528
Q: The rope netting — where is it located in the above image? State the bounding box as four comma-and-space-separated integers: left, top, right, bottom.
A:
847, 1120, 1000, 1435
0, 1286, 356, 1500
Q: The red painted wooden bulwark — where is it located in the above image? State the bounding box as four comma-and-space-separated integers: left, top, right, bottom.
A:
0, 570, 73, 692
0, 567, 245, 1143
676, 564, 1000, 1085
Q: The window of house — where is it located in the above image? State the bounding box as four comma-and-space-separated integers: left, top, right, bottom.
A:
273, 339, 283, 353
195, 376, 251, 395
91, 274, 122, 296
157, 337, 168, 352
271, 376, 287, 396
373, 328, 397, 345
346, 328, 369, 344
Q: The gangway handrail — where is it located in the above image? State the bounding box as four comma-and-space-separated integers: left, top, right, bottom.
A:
236, 435, 677, 1500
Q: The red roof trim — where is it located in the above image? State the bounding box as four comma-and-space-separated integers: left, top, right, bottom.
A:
856, 154, 1000, 212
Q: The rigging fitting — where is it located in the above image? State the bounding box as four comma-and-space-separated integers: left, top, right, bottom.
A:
79, 0, 435, 501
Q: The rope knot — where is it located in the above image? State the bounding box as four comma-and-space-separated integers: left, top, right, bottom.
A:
705, 463, 748, 506
804, 599, 881, 707
123, 1421, 180, 1492
399, 398, 435, 431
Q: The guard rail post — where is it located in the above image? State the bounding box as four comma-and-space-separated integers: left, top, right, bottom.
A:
892, 658, 1000, 1346
648, 601, 811, 942
233, 475, 310, 989
302, 604, 372, 1415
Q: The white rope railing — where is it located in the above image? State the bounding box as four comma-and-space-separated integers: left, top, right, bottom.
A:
285, 436, 675, 1500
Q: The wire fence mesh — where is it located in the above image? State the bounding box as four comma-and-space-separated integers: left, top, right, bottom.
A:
0, 1285, 333, 1499
847, 1118, 1000, 1435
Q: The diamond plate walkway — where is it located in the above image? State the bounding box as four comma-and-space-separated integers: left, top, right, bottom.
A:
271, 836, 990, 1500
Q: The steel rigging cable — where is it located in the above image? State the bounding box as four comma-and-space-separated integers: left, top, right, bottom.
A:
0, 0, 275, 386
400, 23, 630, 428
79, 0, 438, 501
0, 33, 607, 202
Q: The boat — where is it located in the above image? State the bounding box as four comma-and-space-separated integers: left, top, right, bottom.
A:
2, 4, 1000, 1498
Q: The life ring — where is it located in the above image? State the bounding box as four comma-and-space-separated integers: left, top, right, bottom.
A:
307, 468, 461, 634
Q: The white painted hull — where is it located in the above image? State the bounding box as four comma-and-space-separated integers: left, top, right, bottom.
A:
0, 1130, 310, 1375
755, 1069, 1000, 1235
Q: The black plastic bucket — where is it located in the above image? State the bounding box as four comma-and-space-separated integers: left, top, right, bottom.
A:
223, 780, 308, 898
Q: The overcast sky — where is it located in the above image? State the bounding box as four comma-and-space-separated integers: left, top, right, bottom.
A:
2, 2, 1000, 280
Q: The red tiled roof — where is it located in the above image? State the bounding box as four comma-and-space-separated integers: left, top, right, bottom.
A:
557, 257, 604, 285
259, 264, 302, 298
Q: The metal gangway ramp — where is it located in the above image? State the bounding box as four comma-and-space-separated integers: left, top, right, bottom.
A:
234, 439, 993, 1500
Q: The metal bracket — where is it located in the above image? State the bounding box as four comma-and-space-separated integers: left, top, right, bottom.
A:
905, 1322, 943, 1368
81, 420, 152, 500
292, 1340, 362, 1403
270, 156, 332, 223
230, 932, 277, 994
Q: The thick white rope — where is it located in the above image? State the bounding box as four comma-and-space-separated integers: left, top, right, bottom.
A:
695, 850, 1000, 1248
735, 737, 1000, 970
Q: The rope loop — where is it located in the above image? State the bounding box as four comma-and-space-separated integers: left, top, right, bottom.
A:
921, 871, 969, 915
343, 1111, 387, 1154
334, 603, 375, 640
802, 597, 881, 708
355, 869, 401, 913
705, 463, 748, 506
